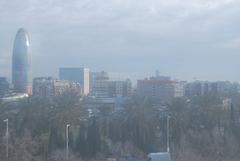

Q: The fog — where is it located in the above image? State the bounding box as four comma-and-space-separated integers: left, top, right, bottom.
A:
0, 0, 240, 81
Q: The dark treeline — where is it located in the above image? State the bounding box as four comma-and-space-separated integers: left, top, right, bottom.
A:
1, 91, 240, 161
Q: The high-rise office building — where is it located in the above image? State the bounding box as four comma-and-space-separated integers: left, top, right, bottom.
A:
59, 67, 89, 95
12, 28, 32, 94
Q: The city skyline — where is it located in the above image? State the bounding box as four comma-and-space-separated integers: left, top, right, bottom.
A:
1, 0, 240, 82
1, 1, 240, 161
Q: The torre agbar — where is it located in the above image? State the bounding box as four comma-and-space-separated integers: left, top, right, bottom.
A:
12, 28, 32, 94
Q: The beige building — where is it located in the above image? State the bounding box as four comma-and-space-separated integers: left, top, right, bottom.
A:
33, 77, 81, 97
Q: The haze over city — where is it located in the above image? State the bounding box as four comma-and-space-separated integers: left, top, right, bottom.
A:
2, 1, 240, 161
1, 0, 240, 81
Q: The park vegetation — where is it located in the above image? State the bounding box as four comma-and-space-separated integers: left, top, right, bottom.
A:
1, 90, 240, 161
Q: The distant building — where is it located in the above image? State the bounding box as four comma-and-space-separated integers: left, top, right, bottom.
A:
184, 81, 237, 97
184, 81, 202, 96
174, 82, 185, 97
92, 80, 109, 97
137, 79, 175, 101
223, 98, 232, 111
59, 67, 89, 95
85, 96, 129, 113
150, 75, 171, 81
90, 71, 109, 93
216, 81, 238, 94
148, 152, 171, 161
0, 77, 9, 97
137, 75, 184, 101
12, 28, 32, 94
92, 79, 132, 98
86, 97, 115, 111
90, 71, 133, 98
33, 77, 55, 97
1, 93, 29, 103
33, 77, 81, 98
53, 79, 81, 96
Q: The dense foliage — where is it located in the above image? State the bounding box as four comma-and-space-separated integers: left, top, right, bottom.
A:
1, 92, 240, 161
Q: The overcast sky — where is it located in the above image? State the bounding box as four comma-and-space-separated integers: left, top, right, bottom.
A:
0, 0, 240, 82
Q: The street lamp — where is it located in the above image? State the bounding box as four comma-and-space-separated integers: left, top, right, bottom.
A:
167, 116, 170, 153
3, 118, 8, 161
66, 124, 70, 161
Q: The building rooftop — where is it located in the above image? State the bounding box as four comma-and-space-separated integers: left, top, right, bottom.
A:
148, 152, 171, 161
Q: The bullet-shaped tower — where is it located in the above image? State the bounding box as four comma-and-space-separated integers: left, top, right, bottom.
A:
12, 28, 32, 94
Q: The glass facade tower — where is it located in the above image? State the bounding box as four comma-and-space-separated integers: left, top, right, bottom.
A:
12, 28, 32, 94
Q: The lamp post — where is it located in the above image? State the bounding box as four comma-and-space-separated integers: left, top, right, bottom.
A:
66, 124, 70, 161
3, 119, 8, 161
167, 116, 170, 153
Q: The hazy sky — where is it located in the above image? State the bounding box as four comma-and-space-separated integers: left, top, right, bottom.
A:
0, 0, 240, 82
